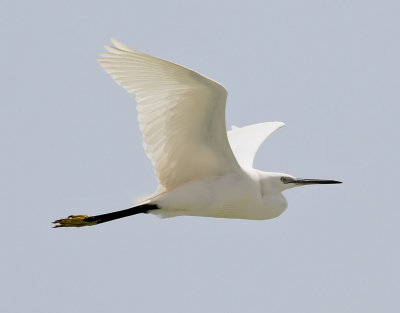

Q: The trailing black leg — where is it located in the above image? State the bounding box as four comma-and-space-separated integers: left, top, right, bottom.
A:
52, 203, 160, 228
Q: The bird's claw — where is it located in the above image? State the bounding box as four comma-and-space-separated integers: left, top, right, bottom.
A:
52, 215, 98, 228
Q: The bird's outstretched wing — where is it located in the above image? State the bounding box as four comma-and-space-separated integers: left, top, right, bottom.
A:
98, 39, 241, 191
227, 122, 284, 169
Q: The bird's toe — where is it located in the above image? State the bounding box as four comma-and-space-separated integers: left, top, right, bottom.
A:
52, 215, 98, 228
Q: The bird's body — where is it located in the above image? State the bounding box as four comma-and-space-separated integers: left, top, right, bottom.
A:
53, 39, 341, 228
151, 170, 286, 220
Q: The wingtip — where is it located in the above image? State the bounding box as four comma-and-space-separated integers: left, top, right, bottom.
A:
110, 38, 135, 52
270, 121, 285, 128
229, 121, 285, 132
110, 37, 120, 46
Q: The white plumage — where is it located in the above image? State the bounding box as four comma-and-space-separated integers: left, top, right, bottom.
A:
99, 39, 240, 193
227, 122, 285, 169
53, 39, 340, 228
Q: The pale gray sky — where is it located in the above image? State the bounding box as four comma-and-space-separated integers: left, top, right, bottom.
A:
1, 1, 399, 312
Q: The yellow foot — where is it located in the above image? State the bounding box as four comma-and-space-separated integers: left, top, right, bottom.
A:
52, 215, 99, 228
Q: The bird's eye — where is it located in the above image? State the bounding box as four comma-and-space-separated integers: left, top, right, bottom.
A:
280, 177, 287, 182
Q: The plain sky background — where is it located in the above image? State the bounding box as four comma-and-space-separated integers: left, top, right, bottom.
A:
1, 1, 399, 312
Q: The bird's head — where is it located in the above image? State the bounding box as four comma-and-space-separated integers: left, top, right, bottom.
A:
259, 171, 342, 194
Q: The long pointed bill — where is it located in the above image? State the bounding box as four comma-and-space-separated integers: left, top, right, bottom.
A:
293, 178, 342, 185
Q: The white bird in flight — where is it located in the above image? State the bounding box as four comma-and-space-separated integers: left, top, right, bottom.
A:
53, 39, 341, 228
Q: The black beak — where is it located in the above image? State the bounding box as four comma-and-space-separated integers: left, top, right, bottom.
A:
293, 178, 342, 185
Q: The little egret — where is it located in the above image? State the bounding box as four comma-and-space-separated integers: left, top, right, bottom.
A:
53, 39, 341, 228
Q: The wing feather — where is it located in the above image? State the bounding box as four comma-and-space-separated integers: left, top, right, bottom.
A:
227, 122, 284, 169
98, 39, 241, 191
